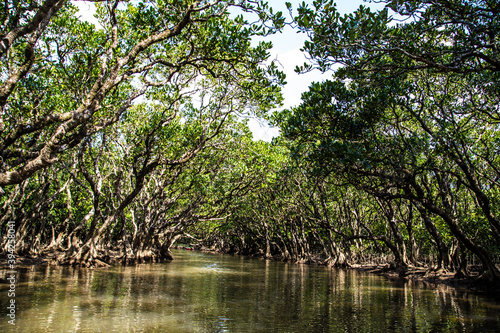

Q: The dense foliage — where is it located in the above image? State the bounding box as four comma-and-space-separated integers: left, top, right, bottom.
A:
0, 0, 285, 265
271, 0, 500, 281
197, 0, 500, 283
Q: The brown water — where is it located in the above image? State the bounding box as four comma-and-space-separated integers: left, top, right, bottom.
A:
1, 250, 499, 332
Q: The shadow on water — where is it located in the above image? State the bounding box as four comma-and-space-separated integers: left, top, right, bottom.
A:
1, 250, 499, 332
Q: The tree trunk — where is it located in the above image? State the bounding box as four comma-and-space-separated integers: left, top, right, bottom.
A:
416, 204, 451, 270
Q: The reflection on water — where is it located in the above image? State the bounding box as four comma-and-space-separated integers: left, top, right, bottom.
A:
1, 250, 499, 332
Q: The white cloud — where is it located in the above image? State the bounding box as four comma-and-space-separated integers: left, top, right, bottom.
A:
271, 47, 330, 109
73, 1, 100, 27
248, 118, 280, 142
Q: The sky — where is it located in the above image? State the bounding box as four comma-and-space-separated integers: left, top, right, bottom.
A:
246, 0, 383, 141
74, 0, 384, 141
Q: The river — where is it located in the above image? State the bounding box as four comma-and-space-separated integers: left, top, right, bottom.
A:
1, 250, 499, 332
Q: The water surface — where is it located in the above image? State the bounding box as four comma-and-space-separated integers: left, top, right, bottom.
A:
1, 250, 499, 332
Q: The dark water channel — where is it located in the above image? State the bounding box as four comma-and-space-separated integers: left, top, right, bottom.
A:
1, 250, 500, 332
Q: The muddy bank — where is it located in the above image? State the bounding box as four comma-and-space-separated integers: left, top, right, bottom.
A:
0, 248, 173, 270
1, 254, 50, 268
348, 263, 500, 295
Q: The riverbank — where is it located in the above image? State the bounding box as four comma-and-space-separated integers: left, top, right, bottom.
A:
0, 252, 55, 269
348, 263, 500, 294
